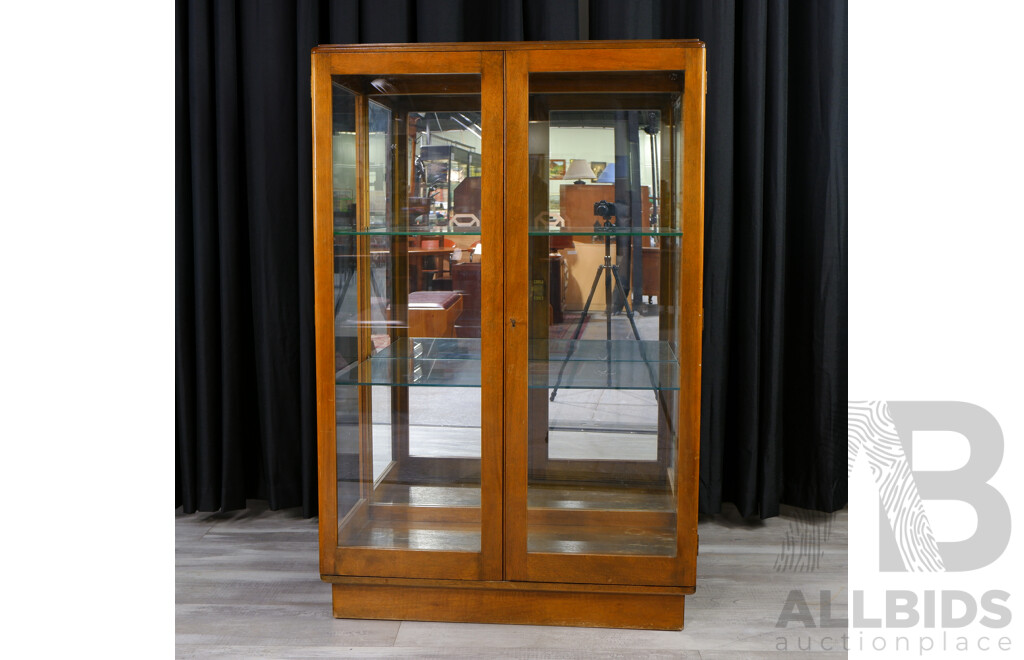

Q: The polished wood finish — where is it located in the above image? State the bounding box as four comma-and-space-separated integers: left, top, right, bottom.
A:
334, 546, 482, 581
530, 71, 685, 94
325, 575, 688, 594
311, 53, 337, 577
505, 44, 700, 592
527, 47, 692, 73
315, 50, 482, 75
312, 40, 702, 54
331, 583, 684, 630
479, 48, 507, 583
676, 48, 707, 587
407, 296, 463, 337
316, 49, 494, 585
502, 47, 531, 584
313, 40, 705, 630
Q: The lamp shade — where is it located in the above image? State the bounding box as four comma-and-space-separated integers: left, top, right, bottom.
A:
596, 162, 615, 183
563, 158, 594, 183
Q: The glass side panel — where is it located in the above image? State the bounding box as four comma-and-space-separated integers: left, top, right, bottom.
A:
525, 72, 683, 557
332, 74, 484, 553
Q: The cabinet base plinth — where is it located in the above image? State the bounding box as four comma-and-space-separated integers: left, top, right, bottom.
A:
330, 581, 685, 630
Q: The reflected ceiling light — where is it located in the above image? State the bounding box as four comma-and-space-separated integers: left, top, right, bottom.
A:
370, 78, 396, 94
451, 114, 482, 140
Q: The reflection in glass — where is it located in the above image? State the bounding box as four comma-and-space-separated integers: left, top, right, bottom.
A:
526, 76, 683, 556
332, 74, 484, 552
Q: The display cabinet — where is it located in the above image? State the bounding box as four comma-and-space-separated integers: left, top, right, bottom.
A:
312, 40, 706, 630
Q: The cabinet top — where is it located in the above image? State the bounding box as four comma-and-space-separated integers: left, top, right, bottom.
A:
312, 39, 704, 54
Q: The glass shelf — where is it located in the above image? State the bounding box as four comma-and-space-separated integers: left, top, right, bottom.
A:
544, 338, 677, 363
336, 355, 481, 387
376, 337, 480, 361
335, 226, 482, 237
527, 227, 681, 237
336, 338, 678, 390
336, 338, 481, 388
530, 350, 678, 391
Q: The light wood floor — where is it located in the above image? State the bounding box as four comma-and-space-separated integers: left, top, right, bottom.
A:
176, 502, 847, 658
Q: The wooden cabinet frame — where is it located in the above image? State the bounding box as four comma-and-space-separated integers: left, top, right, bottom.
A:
313, 40, 705, 630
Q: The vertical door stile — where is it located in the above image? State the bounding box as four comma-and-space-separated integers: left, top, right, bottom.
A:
675, 49, 706, 586
502, 49, 530, 582
312, 54, 338, 576
480, 49, 505, 581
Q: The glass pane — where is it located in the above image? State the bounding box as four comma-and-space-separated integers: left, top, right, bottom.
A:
332, 74, 484, 552
526, 72, 683, 556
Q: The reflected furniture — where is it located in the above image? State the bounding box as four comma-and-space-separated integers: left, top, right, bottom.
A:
559, 183, 651, 229
313, 40, 706, 630
407, 291, 463, 338
450, 262, 482, 338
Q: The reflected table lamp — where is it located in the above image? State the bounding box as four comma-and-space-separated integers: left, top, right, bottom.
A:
596, 162, 615, 183
563, 158, 594, 184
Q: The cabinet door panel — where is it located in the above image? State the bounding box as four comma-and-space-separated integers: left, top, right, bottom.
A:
504, 47, 705, 587
314, 50, 504, 581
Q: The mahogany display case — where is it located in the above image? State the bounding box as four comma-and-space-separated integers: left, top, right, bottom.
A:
312, 40, 706, 629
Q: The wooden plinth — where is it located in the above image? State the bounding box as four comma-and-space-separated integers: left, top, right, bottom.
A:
329, 579, 686, 630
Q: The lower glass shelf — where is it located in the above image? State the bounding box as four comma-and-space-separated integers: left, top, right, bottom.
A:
335, 337, 481, 388
342, 519, 482, 552
335, 337, 679, 390
337, 481, 675, 555
338, 518, 675, 555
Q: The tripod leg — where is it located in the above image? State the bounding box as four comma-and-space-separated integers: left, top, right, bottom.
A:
610, 266, 675, 432
604, 249, 612, 388
335, 265, 355, 317
610, 266, 661, 393
609, 266, 644, 342
550, 262, 605, 402
605, 256, 612, 341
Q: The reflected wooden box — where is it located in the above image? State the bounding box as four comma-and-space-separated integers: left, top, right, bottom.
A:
407, 291, 463, 338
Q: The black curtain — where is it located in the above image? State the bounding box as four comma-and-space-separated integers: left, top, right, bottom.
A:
176, 0, 848, 518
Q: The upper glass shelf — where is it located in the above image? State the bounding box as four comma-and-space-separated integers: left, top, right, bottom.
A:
336, 337, 678, 390
334, 226, 483, 237
528, 226, 681, 237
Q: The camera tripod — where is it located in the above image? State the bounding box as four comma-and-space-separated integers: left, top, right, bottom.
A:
549, 212, 661, 402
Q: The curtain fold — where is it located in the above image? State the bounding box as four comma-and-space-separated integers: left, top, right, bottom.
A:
176, 0, 848, 518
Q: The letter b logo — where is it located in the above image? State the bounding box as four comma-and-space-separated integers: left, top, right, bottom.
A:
848, 401, 1010, 572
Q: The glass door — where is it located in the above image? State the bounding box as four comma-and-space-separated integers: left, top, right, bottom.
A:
314, 50, 504, 581
503, 45, 706, 587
